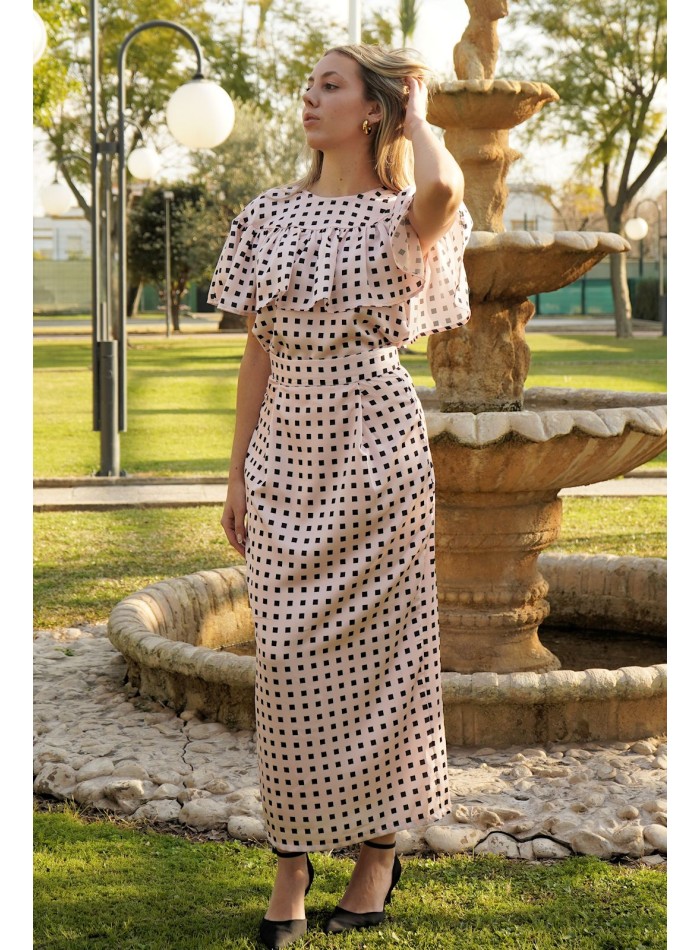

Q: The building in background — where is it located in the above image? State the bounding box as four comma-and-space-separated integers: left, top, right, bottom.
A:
504, 184, 556, 232
33, 209, 92, 314
33, 208, 91, 261
34, 208, 90, 261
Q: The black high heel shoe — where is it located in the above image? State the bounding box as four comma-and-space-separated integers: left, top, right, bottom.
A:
258, 847, 314, 950
323, 839, 402, 934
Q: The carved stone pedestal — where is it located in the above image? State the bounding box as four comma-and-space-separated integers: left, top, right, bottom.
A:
427, 298, 533, 412
435, 488, 562, 674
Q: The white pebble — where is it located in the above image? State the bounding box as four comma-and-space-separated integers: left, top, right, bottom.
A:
152, 784, 182, 800
227, 815, 267, 842
531, 838, 571, 860
643, 823, 667, 853
475, 833, 520, 859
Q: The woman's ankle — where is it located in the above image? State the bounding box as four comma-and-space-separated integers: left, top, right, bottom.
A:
365, 834, 396, 846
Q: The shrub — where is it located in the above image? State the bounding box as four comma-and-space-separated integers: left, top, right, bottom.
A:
631, 277, 662, 321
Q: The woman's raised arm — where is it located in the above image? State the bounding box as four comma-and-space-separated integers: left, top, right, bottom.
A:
403, 76, 465, 255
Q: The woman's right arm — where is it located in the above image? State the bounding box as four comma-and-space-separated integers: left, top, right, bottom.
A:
220, 313, 271, 557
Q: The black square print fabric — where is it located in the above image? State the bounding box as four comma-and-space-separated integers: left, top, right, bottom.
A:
209, 185, 472, 851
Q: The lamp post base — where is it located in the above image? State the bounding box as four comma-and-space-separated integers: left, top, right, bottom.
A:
660, 294, 667, 337
98, 340, 121, 477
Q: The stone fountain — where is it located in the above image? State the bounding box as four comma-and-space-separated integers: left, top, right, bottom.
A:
108, 0, 666, 748
421, 0, 666, 680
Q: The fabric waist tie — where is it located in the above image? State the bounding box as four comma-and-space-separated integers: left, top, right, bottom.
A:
269, 346, 401, 389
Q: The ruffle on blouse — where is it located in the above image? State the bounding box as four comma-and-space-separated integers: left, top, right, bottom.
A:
386, 187, 472, 344
208, 185, 472, 342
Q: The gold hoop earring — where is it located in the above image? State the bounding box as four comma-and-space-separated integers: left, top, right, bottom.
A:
362, 119, 372, 135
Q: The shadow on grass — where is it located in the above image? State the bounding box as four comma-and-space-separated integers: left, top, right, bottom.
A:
114, 457, 231, 474
34, 342, 93, 370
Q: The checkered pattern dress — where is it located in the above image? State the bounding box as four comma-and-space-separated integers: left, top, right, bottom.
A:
209, 184, 472, 851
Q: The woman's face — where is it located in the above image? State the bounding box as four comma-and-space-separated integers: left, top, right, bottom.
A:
301, 51, 380, 149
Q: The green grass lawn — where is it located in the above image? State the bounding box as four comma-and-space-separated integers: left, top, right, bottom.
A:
34, 806, 666, 950
34, 338, 243, 477
33, 496, 666, 630
33, 334, 667, 477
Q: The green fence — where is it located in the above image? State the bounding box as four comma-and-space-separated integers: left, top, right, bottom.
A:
532, 259, 662, 320
138, 282, 199, 313
33, 260, 92, 315
33, 258, 664, 321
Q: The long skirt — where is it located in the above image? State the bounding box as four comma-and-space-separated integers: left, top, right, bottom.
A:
243, 345, 451, 851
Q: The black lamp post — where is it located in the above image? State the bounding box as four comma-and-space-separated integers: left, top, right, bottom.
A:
163, 190, 175, 337
43, 2, 235, 476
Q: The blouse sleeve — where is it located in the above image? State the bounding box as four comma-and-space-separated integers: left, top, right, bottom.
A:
207, 196, 259, 314
385, 185, 473, 345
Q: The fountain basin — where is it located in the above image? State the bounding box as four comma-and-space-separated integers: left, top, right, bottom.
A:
428, 79, 559, 130
412, 388, 667, 673
419, 388, 667, 491
463, 230, 631, 302
107, 554, 666, 749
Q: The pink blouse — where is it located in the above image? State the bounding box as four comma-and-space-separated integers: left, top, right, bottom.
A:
208, 183, 472, 357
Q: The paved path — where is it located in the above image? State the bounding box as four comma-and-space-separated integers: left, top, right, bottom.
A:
34, 314, 665, 338
33, 472, 666, 512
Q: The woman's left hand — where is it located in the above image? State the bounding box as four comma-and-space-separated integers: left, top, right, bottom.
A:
403, 75, 429, 140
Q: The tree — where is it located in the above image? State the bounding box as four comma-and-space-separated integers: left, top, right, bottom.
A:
361, 10, 397, 46
127, 184, 227, 331
242, 0, 345, 113
33, 0, 349, 215
190, 99, 307, 220
33, 0, 219, 214
33, 1, 85, 128
398, 0, 421, 46
511, 0, 666, 337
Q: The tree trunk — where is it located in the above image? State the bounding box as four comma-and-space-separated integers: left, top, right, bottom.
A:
127, 281, 143, 317
170, 281, 185, 333
609, 251, 634, 339
607, 211, 634, 339
171, 292, 181, 333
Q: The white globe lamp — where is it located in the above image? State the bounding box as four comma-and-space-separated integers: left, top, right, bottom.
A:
33, 11, 47, 65
41, 180, 74, 216
127, 145, 161, 180
166, 79, 235, 149
624, 217, 649, 242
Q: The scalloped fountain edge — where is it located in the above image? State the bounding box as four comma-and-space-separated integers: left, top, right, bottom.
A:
107, 554, 666, 749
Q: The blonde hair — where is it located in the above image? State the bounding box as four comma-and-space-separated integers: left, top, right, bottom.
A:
288, 44, 435, 195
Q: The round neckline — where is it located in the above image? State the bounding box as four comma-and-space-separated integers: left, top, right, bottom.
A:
300, 186, 392, 200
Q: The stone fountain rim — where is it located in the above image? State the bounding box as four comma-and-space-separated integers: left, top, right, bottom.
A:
436, 78, 559, 100
107, 559, 667, 710
465, 230, 631, 254
418, 389, 667, 447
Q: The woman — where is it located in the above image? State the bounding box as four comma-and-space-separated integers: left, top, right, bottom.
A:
209, 43, 472, 949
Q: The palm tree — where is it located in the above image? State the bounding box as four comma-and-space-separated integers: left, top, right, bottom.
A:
254, 0, 276, 43
398, 0, 421, 45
